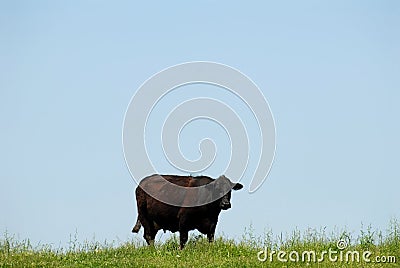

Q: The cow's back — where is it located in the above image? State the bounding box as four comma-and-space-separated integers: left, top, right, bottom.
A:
139, 174, 212, 187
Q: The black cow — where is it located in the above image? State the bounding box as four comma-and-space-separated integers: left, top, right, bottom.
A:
132, 174, 243, 249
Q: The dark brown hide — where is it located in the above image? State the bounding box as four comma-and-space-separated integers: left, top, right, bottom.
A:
132, 174, 243, 249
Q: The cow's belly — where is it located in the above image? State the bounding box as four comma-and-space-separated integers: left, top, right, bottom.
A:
145, 200, 216, 234
195, 219, 214, 234
147, 202, 180, 232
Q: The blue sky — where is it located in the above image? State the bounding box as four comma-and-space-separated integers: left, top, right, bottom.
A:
1, 1, 399, 247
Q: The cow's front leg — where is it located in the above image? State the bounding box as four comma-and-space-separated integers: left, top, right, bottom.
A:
178, 210, 190, 249
179, 229, 188, 250
207, 223, 216, 243
207, 232, 214, 243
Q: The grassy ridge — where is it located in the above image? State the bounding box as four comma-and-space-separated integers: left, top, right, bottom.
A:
1, 221, 399, 267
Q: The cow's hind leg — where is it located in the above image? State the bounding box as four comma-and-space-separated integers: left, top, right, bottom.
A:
134, 187, 146, 234
207, 223, 216, 243
144, 227, 157, 246
140, 217, 157, 246
135, 188, 156, 244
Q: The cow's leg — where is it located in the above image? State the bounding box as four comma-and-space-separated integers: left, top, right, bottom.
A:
207, 232, 214, 243
207, 223, 216, 243
178, 213, 189, 249
179, 229, 188, 250
143, 225, 157, 246
139, 215, 157, 246
143, 226, 157, 246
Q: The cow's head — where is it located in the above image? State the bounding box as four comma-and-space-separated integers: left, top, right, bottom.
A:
212, 175, 243, 210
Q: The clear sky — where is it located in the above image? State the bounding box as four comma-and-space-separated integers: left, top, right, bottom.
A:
1, 1, 399, 247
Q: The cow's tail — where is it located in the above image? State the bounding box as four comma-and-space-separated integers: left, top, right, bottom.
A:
132, 217, 142, 233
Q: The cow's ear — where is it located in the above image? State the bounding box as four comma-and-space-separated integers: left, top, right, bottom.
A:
232, 183, 243, 190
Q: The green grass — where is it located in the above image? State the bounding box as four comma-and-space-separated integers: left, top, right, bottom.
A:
1, 220, 399, 267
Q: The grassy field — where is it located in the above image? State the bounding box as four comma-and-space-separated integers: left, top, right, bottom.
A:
1, 220, 399, 267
